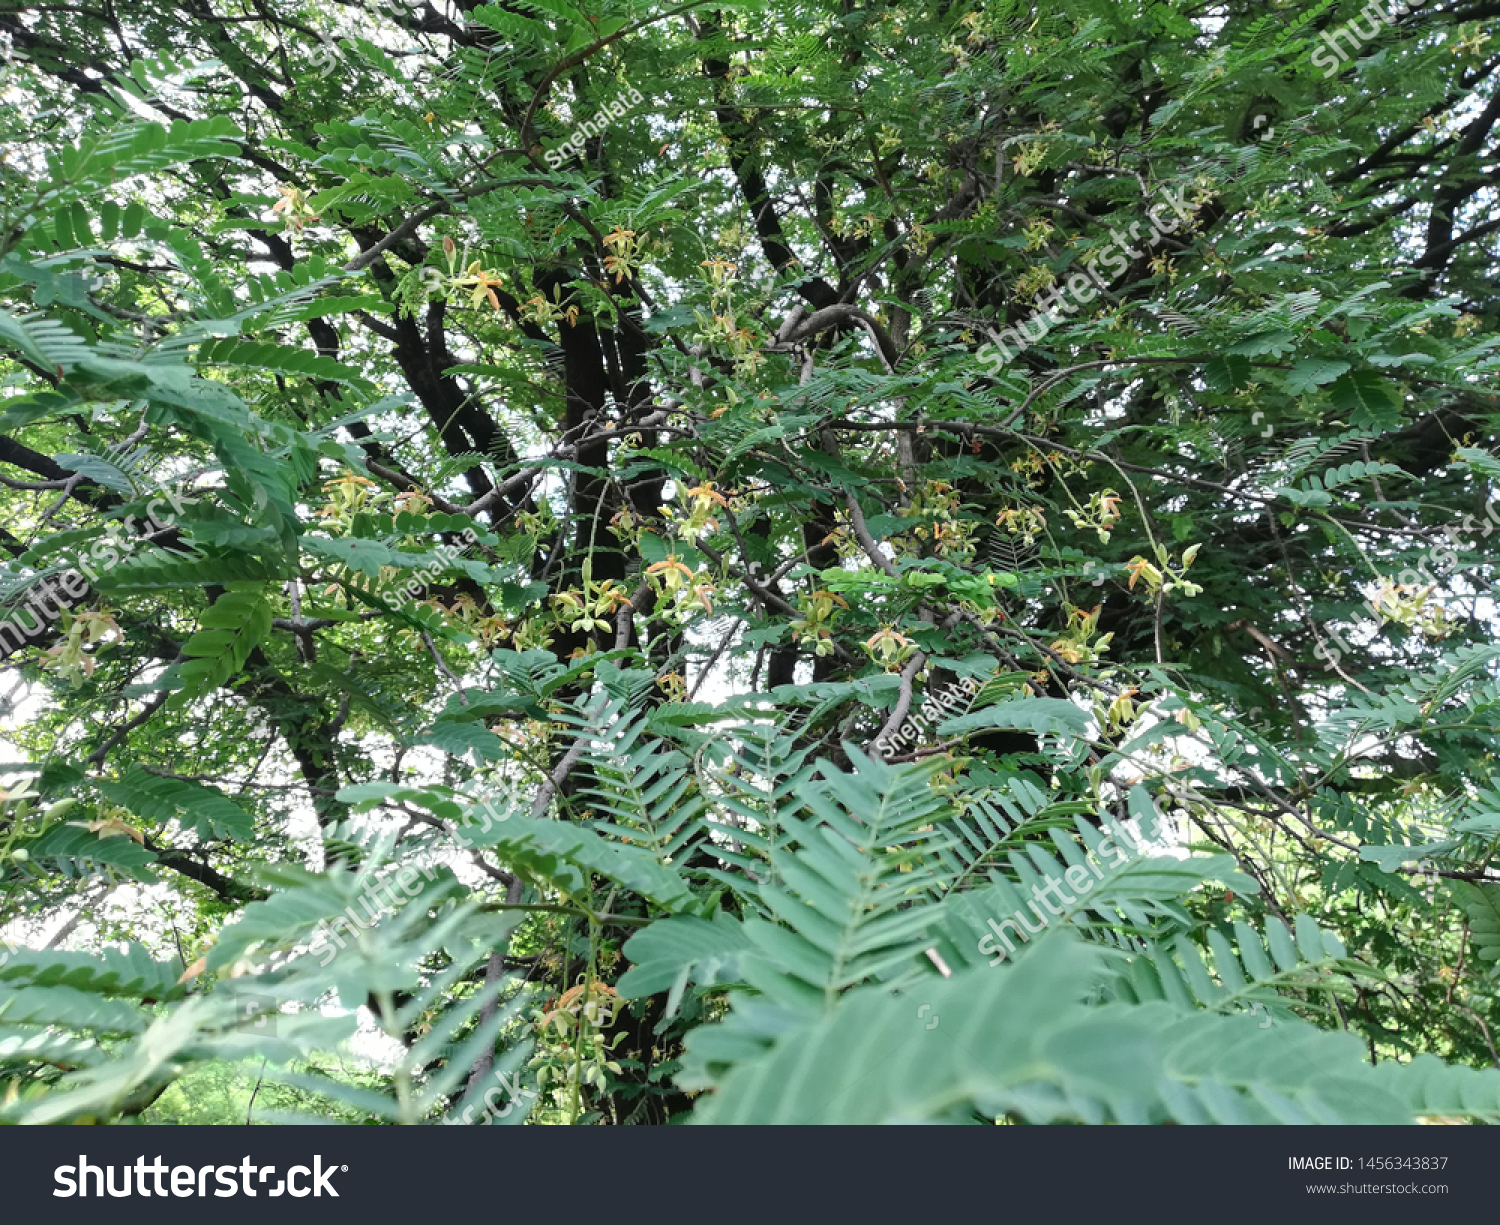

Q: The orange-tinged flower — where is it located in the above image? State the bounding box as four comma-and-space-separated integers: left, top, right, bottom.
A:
683, 482, 729, 508
541, 980, 620, 1030
645, 555, 694, 589
1124, 556, 1156, 590
864, 627, 913, 663
270, 185, 304, 214
603, 253, 633, 283
85, 815, 145, 845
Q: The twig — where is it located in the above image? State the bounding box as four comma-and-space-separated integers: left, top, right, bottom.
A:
843, 490, 898, 578
421, 629, 468, 705
246, 1058, 269, 1125
867, 651, 926, 757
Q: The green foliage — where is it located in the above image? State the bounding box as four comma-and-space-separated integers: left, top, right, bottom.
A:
688, 940, 1419, 1125
97, 766, 255, 842
172, 588, 274, 705
2, 0, 1500, 1127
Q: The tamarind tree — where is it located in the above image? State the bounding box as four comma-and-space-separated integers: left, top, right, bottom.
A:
1, 0, 1500, 1124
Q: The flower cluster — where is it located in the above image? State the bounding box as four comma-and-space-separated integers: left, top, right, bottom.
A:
1315, 503, 1498, 669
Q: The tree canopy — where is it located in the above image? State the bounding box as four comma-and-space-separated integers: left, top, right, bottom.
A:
2, 0, 1500, 1124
